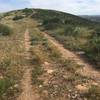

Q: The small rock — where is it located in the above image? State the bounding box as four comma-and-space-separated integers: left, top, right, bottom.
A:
39, 85, 42, 88
43, 80, 48, 85
75, 84, 88, 92
92, 82, 98, 86
47, 70, 54, 74
9, 86, 13, 90
76, 51, 85, 55
72, 95, 76, 99
63, 75, 68, 79
14, 84, 18, 88
68, 89, 72, 92
68, 94, 71, 98
54, 85, 58, 88
44, 62, 50, 66
0, 75, 3, 79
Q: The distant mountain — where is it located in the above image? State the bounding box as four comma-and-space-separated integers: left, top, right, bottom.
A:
80, 15, 100, 22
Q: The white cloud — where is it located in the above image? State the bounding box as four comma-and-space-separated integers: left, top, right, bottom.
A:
0, 0, 100, 15
22, 0, 100, 15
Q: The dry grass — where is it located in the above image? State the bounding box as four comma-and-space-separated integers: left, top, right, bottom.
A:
29, 26, 99, 100
0, 11, 99, 100
0, 15, 28, 99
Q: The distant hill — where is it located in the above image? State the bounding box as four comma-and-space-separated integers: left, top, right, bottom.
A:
80, 15, 100, 22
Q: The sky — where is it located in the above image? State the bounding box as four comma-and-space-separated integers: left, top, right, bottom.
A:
0, 0, 100, 15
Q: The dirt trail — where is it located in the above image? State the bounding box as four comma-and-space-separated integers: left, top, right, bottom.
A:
42, 32, 100, 83
17, 29, 39, 100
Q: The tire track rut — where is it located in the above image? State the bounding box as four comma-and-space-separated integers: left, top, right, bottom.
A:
17, 29, 39, 100
42, 32, 100, 83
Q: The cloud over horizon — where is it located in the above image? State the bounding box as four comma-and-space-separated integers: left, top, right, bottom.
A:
0, 0, 100, 15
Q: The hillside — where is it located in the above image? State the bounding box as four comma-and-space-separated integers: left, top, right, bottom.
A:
31, 9, 100, 68
0, 8, 100, 100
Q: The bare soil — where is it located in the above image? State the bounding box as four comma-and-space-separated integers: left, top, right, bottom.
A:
17, 29, 40, 100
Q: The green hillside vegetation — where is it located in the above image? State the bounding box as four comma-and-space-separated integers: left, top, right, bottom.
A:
81, 15, 100, 22
4, 8, 100, 67
31, 9, 100, 68
0, 24, 12, 36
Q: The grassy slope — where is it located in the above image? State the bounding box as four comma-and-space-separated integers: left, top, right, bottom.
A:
31, 9, 100, 68
0, 8, 100, 100
0, 11, 28, 99
29, 21, 100, 100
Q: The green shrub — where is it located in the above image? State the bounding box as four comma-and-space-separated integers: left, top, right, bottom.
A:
0, 57, 11, 70
3, 13, 10, 17
30, 36, 40, 45
13, 15, 24, 20
0, 77, 19, 100
64, 25, 74, 36
58, 59, 81, 73
31, 55, 40, 64
85, 34, 100, 68
32, 65, 44, 85
0, 24, 12, 36
42, 17, 63, 30
22, 8, 33, 16
73, 27, 91, 37
0, 78, 14, 97
84, 85, 100, 100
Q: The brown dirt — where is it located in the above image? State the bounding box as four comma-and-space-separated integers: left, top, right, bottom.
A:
17, 29, 40, 100
42, 32, 100, 84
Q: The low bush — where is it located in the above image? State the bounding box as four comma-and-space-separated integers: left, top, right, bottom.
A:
84, 85, 100, 100
60, 59, 81, 72
32, 65, 44, 85
85, 34, 100, 68
42, 17, 63, 30
22, 8, 33, 16
0, 24, 12, 36
13, 15, 24, 20
0, 78, 15, 99
3, 13, 10, 17
0, 57, 11, 70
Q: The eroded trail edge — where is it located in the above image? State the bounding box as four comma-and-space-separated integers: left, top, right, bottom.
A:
17, 29, 38, 100
42, 32, 100, 83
